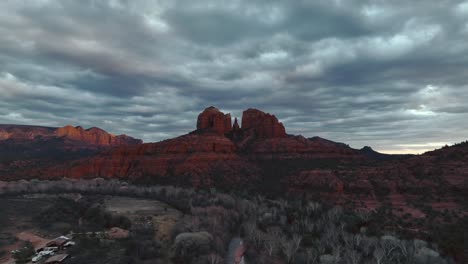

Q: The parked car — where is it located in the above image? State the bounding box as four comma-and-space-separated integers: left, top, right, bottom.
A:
38, 246, 59, 252
32, 250, 55, 263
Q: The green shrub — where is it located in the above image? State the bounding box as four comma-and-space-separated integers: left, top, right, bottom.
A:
12, 241, 34, 264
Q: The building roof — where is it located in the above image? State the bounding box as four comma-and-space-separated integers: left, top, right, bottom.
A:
46, 238, 68, 247
45, 254, 69, 263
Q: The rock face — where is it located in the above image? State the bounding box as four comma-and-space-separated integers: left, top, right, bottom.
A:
0, 125, 55, 141
241, 108, 286, 138
196, 106, 232, 135
0, 124, 142, 180
194, 107, 286, 140
0, 124, 142, 146
233, 118, 240, 131
56, 125, 142, 146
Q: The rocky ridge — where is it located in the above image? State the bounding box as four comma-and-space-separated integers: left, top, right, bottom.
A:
0, 124, 142, 146
0, 124, 142, 179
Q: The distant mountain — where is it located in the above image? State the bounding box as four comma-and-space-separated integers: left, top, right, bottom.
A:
308, 136, 350, 148
359, 145, 414, 160
0, 124, 142, 146
0, 124, 142, 180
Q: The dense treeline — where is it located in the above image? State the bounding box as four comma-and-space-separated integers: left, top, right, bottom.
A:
0, 179, 462, 263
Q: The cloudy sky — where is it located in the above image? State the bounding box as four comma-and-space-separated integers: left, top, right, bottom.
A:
1, 0, 467, 154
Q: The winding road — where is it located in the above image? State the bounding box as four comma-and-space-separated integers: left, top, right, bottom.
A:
226, 237, 246, 264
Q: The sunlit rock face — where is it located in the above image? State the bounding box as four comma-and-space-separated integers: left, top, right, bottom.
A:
0, 124, 142, 146
56, 125, 142, 146
0, 124, 142, 181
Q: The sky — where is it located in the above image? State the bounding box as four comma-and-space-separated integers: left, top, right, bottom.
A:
0, 0, 467, 154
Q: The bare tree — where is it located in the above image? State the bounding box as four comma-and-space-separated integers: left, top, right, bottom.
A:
345, 249, 361, 264
262, 233, 278, 257
279, 234, 302, 263
373, 247, 385, 264
355, 208, 372, 222
305, 247, 318, 264
209, 253, 223, 264
244, 221, 263, 250
361, 236, 377, 256
381, 236, 399, 262
332, 244, 342, 263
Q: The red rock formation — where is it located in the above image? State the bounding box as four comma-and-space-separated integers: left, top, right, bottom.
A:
233, 118, 240, 131
0, 124, 142, 146
0, 125, 55, 140
2, 107, 467, 220
241, 108, 286, 138
47, 134, 259, 188
56, 125, 141, 146
196, 106, 232, 135
0, 124, 142, 180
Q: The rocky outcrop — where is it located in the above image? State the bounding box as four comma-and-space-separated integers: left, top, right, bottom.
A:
194, 107, 286, 140
0, 124, 142, 146
241, 108, 286, 138
0, 125, 55, 140
56, 125, 142, 146
196, 106, 232, 135
233, 118, 240, 131
0, 124, 142, 180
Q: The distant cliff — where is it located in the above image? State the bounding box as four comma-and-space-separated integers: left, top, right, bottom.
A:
0, 124, 142, 146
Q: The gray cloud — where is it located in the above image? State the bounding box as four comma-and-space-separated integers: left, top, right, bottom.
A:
0, 0, 467, 154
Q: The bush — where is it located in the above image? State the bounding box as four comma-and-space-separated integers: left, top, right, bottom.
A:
172, 232, 213, 262
125, 222, 161, 260
12, 241, 34, 264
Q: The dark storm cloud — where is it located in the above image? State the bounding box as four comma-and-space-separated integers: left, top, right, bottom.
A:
1, 0, 467, 153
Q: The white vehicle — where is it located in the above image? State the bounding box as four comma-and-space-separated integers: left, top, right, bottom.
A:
32, 254, 42, 263
39, 246, 59, 252
64, 241, 75, 247
32, 250, 55, 263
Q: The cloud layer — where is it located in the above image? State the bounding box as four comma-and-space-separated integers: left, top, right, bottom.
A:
1, 0, 467, 153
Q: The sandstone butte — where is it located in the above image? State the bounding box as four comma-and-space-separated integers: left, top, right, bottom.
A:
196, 106, 232, 135
241, 108, 286, 138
